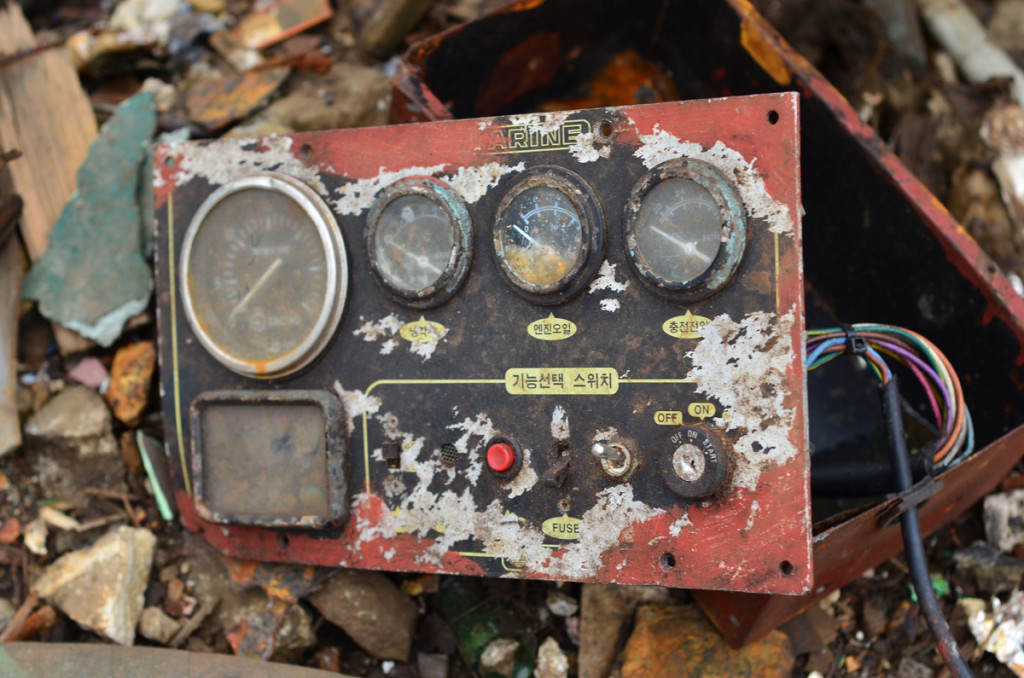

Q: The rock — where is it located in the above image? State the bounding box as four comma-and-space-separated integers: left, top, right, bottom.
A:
105, 340, 156, 426
67, 357, 109, 390
307, 569, 419, 661
215, 588, 316, 662
109, 0, 181, 46
234, 0, 332, 50
990, 0, 1024, 52
23, 518, 47, 555
536, 637, 569, 678
241, 63, 390, 134
481, 638, 520, 678
579, 584, 672, 678
139, 605, 181, 644
547, 589, 579, 617
861, 596, 889, 640
0, 597, 16, 632
954, 540, 1024, 594
22, 93, 156, 347
619, 605, 794, 678
897, 656, 935, 678
357, 0, 432, 55
0, 517, 20, 545
25, 385, 111, 440
985, 489, 1024, 553
33, 526, 156, 645
417, 652, 448, 678
966, 590, 1024, 675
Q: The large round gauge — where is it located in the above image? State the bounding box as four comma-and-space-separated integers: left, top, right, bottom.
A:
180, 173, 347, 379
366, 177, 472, 308
624, 158, 747, 302
493, 166, 604, 304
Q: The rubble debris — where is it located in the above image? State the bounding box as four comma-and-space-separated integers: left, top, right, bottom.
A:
228, 62, 390, 137
23, 518, 47, 556
185, 66, 291, 130
954, 540, 1024, 594
0, 240, 26, 457
216, 588, 316, 661
0, 598, 15, 632
481, 638, 520, 678
234, 0, 333, 50
964, 590, 1024, 675
32, 526, 156, 645
536, 637, 569, 678
0, 517, 20, 545
540, 50, 680, 112
357, 0, 432, 55
619, 605, 794, 678
778, 601, 839, 673
67, 356, 109, 391
109, 0, 182, 48
138, 605, 181, 644
209, 29, 265, 72
417, 652, 448, 678
307, 569, 419, 661
579, 583, 671, 678
919, 0, 1024, 109
138, 431, 177, 520
22, 92, 156, 348
105, 340, 156, 426
862, 0, 927, 66
546, 589, 579, 617
0, 3, 96, 356
985, 488, 1024, 553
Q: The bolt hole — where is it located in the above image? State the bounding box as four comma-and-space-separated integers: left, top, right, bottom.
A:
597, 119, 614, 140
277, 533, 290, 550
557, 498, 570, 512
767, 110, 780, 125
299, 144, 314, 162
780, 560, 795, 576
660, 553, 676, 569
163, 155, 175, 168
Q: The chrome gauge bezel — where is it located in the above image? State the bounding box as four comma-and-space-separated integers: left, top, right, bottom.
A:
623, 158, 747, 303
180, 173, 348, 379
492, 165, 605, 305
365, 176, 473, 309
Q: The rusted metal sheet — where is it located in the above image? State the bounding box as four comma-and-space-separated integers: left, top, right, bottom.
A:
155, 93, 810, 594
184, 67, 290, 131
389, 0, 1024, 645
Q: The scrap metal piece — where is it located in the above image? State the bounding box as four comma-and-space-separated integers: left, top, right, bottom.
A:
184, 66, 290, 130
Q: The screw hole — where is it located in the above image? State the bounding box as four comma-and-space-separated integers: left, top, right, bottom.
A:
780, 560, 795, 576
660, 553, 676, 569
597, 119, 614, 140
163, 155, 175, 168
767, 110, 780, 125
299, 144, 314, 162
557, 497, 570, 512
277, 533, 290, 550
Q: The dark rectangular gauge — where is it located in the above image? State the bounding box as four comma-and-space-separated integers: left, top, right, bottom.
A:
154, 94, 809, 594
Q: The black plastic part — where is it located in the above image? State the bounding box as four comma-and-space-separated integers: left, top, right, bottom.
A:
660, 427, 728, 500
840, 323, 868, 355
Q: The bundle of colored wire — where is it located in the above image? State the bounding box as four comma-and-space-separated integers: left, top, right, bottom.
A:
806, 324, 974, 468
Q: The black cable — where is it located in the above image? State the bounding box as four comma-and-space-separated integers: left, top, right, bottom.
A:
883, 377, 973, 677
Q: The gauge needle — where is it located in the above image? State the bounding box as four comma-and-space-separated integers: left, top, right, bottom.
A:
230, 258, 282, 321
650, 226, 713, 264
511, 223, 538, 245
384, 238, 442, 274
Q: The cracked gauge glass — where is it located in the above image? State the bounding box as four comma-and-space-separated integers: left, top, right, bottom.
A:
366, 177, 472, 307
625, 159, 747, 302
181, 173, 347, 379
494, 167, 603, 302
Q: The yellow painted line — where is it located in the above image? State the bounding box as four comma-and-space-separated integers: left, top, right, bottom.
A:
168, 193, 191, 495
620, 378, 695, 384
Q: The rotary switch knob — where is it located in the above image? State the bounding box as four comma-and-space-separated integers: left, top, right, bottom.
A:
661, 427, 727, 499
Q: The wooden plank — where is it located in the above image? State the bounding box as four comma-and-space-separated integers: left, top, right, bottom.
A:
0, 2, 97, 355
0, 238, 26, 457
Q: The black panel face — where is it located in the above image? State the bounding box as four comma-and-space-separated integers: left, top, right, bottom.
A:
155, 96, 811, 593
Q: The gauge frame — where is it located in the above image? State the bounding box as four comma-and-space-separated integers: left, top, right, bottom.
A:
365, 176, 473, 309
179, 172, 348, 380
623, 158, 747, 302
492, 166, 605, 305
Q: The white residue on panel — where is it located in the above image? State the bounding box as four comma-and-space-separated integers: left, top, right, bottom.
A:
444, 162, 525, 204
568, 131, 610, 163
446, 413, 496, 486
508, 110, 573, 135
599, 299, 620, 312
668, 512, 693, 537
163, 136, 329, 194
550, 406, 570, 440
588, 261, 629, 296
332, 380, 382, 436
353, 314, 402, 342
332, 163, 446, 216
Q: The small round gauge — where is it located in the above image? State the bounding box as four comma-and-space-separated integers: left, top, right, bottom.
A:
180, 173, 347, 379
624, 159, 747, 302
366, 177, 472, 308
493, 167, 604, 303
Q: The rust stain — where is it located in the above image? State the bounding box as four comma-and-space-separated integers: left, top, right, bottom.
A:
185, 67, 290, 131
739, 18, 791, 86
540, 49, 679, 112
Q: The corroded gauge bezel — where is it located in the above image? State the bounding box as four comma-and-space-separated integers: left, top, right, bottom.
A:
624, 158, 747, 302
180, 173, 348, 379
365, 176, 473, 309
492, 166, 605, 305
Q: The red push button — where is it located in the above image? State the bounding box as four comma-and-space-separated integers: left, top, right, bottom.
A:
487, 442, 516, 472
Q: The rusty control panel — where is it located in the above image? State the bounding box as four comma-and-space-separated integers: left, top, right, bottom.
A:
153, 93, 809, 594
